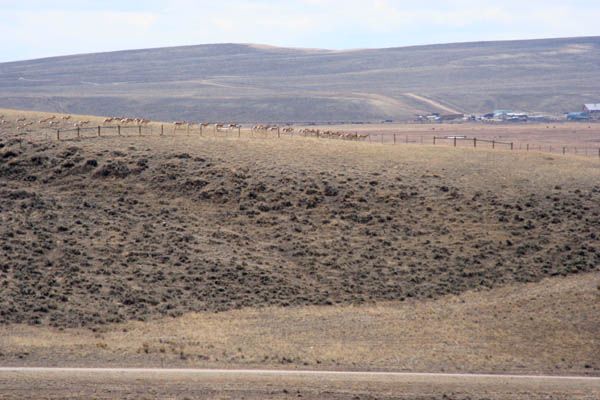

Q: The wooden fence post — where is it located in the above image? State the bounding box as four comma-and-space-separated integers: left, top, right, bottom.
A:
98, 126, 101, 137
381, 134, 383, 144
433, 136, 436, 145
56, 129, 60, 140
393, 133, 396, 144
473, 138, 477, 148
238, 126, 241, 138
492, 140, 495, 149
278, 129, 280, 138
526, 143, 529, 151
453, 137, 457, 147
562, 147, 566, 155
118, 125, 121, 136
161, 124, 164, 136
186, 124, 190, 135
139, 125, 142, 136
77, 127, 80, 138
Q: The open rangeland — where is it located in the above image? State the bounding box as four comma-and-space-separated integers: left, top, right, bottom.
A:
0, 109, 599, 398
297, 122, 600, 154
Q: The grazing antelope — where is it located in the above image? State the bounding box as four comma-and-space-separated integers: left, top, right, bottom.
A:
16, 117, 26, 123
61, 115, 72, 120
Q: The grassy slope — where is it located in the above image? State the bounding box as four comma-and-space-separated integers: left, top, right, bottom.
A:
1, 273, 598, 375
0, 37, 600, 121
0, 110, 598, 375
1, 112, 598, 327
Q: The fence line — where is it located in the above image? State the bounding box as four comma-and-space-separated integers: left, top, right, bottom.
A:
48, 125, 600, 159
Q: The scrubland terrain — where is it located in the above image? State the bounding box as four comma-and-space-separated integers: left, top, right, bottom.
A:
1, 36, 600, 121
0, 110, 599, 398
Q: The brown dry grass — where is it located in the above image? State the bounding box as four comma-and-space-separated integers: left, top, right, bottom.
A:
2, 273, 598, 375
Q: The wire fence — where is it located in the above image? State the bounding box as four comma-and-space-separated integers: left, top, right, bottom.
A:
44, 124, 600, 159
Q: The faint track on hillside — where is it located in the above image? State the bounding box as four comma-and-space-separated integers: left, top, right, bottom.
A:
403, 93, 462, 114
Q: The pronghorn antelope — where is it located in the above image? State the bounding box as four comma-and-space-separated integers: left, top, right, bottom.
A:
61, 115, 72, 120
16, 117, 26, 123
173, 121, 187, 127
214, 123, 224, 131
39, 116, 56, 124
103, 117, 115, 125
48, 121, 60, 127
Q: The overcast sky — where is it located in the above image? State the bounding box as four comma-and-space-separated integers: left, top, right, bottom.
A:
1, 0, 599, 62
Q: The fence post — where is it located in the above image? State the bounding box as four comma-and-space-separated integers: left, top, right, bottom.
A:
510, 142, 513, 150
492, 140, 495, 149
98, 126, 101, 137
161, 124, 164, 136
186, 124, 190, 135
238, 126, 241, 138
473, 138, 477, 148
77, 127, 80, 138
381, 134, 383, 144
56, 129, 60, 140
139, 125, 142, 136
405, 135, 408, 144
453, 137, 457, 147
278, 128, 280, 138
118, 125, 121, 136
563, 147, 566, 155
433, 136, 436, 145
393, 133, 396, 144
526, 143, 529, 151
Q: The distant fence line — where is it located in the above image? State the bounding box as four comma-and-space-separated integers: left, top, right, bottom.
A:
50, 124, 600, 159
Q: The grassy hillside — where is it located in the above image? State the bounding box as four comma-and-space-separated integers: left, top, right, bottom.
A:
1, 116, 598, 328
1, 37, 599, 122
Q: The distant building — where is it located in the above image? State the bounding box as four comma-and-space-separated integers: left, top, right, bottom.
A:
493, 110, 513, 118
583, 104, 600, 119
567, 112, 590, 121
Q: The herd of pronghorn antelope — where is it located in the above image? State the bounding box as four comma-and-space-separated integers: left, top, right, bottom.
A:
1, 114, 369, 141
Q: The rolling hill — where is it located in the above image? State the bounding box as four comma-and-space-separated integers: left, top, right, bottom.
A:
0, 36, 599, 122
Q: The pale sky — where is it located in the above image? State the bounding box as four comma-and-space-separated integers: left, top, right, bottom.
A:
1, 0, 600, 62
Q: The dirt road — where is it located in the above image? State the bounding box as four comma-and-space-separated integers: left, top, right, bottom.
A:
1, 367, 598, 399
